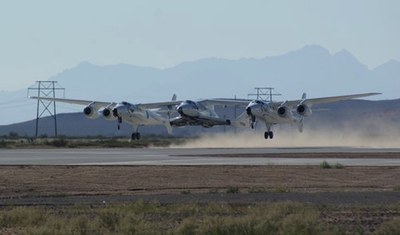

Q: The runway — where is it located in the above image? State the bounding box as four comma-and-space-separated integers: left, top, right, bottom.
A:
1, 147, 400, 166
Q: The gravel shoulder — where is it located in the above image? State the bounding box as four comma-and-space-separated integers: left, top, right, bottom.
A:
1, 165, 400, 206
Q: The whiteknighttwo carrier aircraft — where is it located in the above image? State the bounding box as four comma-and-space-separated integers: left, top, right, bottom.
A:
30, 96, 182, 140
31, 92, 380, 140
219, 92, 381, 140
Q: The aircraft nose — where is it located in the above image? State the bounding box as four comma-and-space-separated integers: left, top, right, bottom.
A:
177, 106, 183, 115
112, 108, 118, 117
246, 107, 252, 116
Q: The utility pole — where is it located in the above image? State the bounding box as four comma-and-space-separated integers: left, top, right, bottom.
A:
248, 87, 281, 102
27, 81, 65, 137
234, 95, 237, 135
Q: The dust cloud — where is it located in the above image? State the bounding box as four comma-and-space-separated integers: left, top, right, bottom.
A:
171, 100, 400, 149
172, 126, 400, 149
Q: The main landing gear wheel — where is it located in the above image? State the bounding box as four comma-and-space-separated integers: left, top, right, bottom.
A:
131, 132, 141, 140
264, 131, 274, 139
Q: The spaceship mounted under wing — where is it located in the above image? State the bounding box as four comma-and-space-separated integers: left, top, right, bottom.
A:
169, 99, 248, 128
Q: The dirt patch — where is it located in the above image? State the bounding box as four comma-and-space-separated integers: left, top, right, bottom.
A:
1, 165, 400, 198
1, 165, 400, 233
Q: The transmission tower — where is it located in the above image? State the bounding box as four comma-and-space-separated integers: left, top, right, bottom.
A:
27, 81, 65, 137
248, 87, 281, 102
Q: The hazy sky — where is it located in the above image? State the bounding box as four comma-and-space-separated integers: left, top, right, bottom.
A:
1, 0, 399, 91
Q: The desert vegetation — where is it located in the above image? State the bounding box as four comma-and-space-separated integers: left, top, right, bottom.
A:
0, 136, 187, 149
1, 201, 400, 234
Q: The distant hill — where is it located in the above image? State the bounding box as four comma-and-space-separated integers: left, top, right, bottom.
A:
0, 45, 399, 125
1, 99, 399, 138
49, 45, 400, 101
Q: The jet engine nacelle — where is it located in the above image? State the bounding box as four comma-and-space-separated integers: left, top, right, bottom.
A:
99, 107, 116, 121
83, 104, 99, 119
277, 106, 291, 119
296, 103, 312, 117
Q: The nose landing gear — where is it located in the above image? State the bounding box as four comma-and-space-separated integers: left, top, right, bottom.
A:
131, 132, 141, 140
264, 131, 274, 139
130, 126, 141, 141
264, 125, 274, 139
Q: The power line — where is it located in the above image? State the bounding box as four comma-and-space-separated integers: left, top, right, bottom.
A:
0, 97, 29, 106
0, 103, 33, 110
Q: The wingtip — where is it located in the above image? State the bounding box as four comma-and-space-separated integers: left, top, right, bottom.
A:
369, 92, 382, 96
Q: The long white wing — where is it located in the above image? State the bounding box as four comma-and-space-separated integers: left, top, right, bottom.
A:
137, 101, 182, 109
198, 99, 251, 107
210, 93, 381, 108
30, 96, 182, 109
282, 92, 381, 108
30, 96, 115, 109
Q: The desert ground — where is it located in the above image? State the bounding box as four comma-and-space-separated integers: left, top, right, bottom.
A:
1, 165, 400, 199
1, 140, 400, 234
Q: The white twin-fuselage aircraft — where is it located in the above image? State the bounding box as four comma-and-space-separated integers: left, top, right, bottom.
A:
31, 92, 380, 140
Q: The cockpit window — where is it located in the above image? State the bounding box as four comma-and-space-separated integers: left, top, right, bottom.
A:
121, 101, 131, 106
254, 100, 263, 104
185, 100, 196, 105
184, 100, 199, 109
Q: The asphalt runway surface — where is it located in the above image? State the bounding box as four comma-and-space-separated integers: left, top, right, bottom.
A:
1, 147, 400, 166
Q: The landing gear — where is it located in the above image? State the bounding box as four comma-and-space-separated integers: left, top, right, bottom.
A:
250, 115, 256, 129
264, 131, 274, 139
130, 126, 141, 141
131, 132, 141, 140
117, 117, 122, 130
264, 124, 274, 140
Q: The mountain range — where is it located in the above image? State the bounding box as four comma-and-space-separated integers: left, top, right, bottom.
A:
0, 44, 399, 126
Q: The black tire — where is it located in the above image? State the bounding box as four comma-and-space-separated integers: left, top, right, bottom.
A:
264, 131, 269, 139
136, 132, 141, 140
269, 131, 274, 139
131, 133, 136, 140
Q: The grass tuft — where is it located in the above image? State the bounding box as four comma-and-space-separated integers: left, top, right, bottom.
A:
321, 161, 345, 169
333, 162, 344, 169
320, 161, 332, 169
181, 190, 191, 195
226, 186, 239, 194
208, 188, 219, 194
393, 186, 400, 192
248, 186, 266, 193
275, 187, 290, 193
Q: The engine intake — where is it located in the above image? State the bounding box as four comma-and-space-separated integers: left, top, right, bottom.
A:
296, 104, 312, 117
103, 108, 111, 117
277, 106, 291, 118
83, 104, 99, 119
100, 107, 116, 121
84, 107, 92, 115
